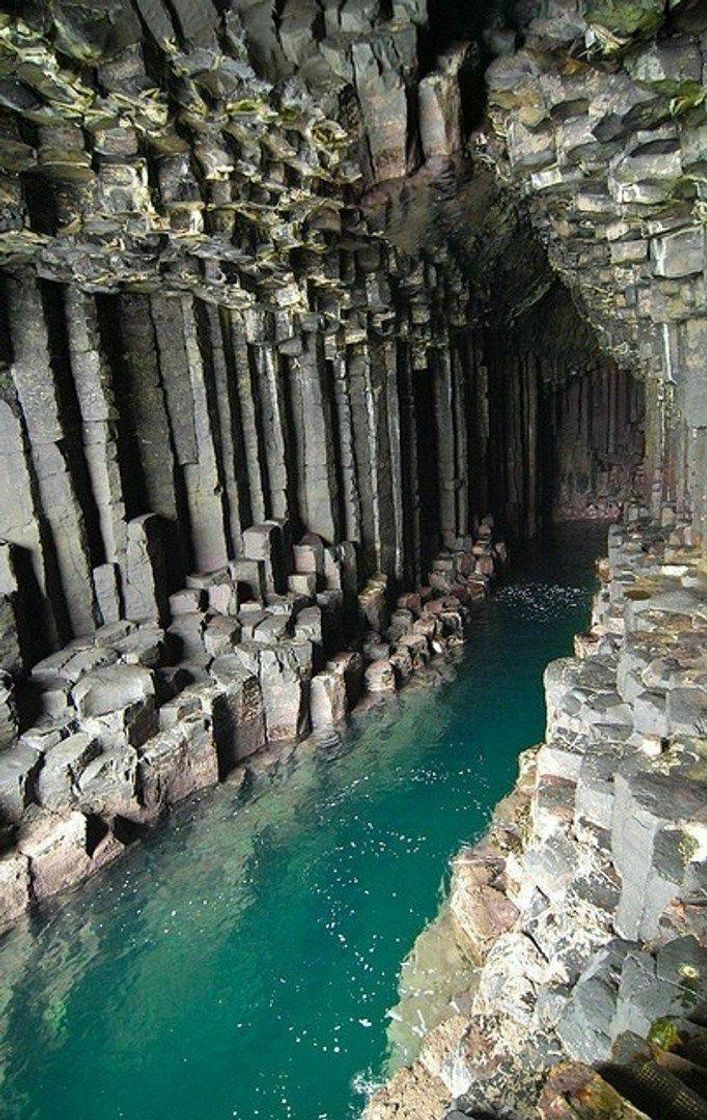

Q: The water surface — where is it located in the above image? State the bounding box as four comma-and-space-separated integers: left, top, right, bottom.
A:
0, 523, 606, 1120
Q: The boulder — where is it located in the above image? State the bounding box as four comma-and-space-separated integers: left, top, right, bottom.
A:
242, 521, 288, 595
359, 574, 389, 633
310, 666, 348, 729
76, 745, 140, 818
210, 657, 266, 772
449, 849, 519, 964
123, 514, 169, 624
365, 659, 396, 693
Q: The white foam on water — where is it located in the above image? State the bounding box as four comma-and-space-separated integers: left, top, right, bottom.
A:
496, 580, 586, 619
350, 1067, 384, 1111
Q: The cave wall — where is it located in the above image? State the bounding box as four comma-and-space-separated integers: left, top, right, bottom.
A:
481, 0, 707, 536
0, 0, 703, 666
0, 256, 642, 664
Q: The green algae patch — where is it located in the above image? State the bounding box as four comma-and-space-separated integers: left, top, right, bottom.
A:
669, 84, 707, 118
586, 0, 667, 39
584, 1076, 644, 1117
648, 1016, 681, 1051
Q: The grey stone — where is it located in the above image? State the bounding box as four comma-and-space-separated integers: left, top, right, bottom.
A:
36, 733, 101, 810
72, 665, 155, 719
557, 940, 632, 1063
138, 716, 219, 811
0, 745, 41, 825
77, 745, 140, 818
17, 807, 122, 901
209, 656, 266, 769
0, 850, 31, 931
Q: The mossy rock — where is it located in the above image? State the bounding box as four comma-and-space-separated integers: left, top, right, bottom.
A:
668, 83, 707, 117
648, 1017, 682, 1050
585, 0, 677, 43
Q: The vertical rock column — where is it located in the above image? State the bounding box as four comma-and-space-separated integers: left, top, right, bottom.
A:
4, 275, 96, 639
221, 307, 267, 526
452, 341, 470, 541
0, 378, 56, 658
330, 348, 362, 546
248, 314, 291, 524
152, 293, 229, 574
395, 339, 422, 587
204, 303, 245, 557
287, 331, 339, 542
64, 289, 128, 622
115, 295, 180, 528
348, 344, 383, 576
432, 344, 457, 545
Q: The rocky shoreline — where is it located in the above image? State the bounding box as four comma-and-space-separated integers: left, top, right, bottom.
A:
367, 508, 707, 1120
0, 518, 505, 934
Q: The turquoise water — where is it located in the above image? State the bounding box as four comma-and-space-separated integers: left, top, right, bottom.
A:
0, 524, 605, 1120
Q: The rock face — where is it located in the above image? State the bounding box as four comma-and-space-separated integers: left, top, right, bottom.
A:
481, 0, 707, 544
366, 509, 707, 1120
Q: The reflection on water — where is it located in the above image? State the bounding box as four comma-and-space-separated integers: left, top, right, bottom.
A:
0, 524, 606, 1120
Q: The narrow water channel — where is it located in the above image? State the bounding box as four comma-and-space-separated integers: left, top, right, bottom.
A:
0, 523, 606, 1120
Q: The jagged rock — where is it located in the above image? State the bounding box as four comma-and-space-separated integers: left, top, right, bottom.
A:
138, 716, 219, 812
17, 807, 122, 902
113, 628, 165, 667
170, 588, 206, 616
229, 560, 265, 603
36, 733, 101, 811
449, 847, 520, 965
0, 745, 42, 825
556, 940, 633, 1063
0, 670, 18, 749
168, 613, 208, 660
72, 665, 155, 719
209, 658, 266, 771
612, 757, 707, 941
418, 48, 464, 162
365, 1059, 451, 1120
365, 658, 396, 693
0, 596, 20, 675
243, 522, 288, 596
124, 515, 170, 625
204, 616, 242, 657
76, 745, 140, 819
360, 576, 389, 634
0, 850, 31, 933
538, 1062, 651, 1119
390, 644, 414, 684
310, 665, 349, 728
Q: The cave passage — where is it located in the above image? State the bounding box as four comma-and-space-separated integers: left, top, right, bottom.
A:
0, 160, 645, 677
0, 523, 605, 1120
